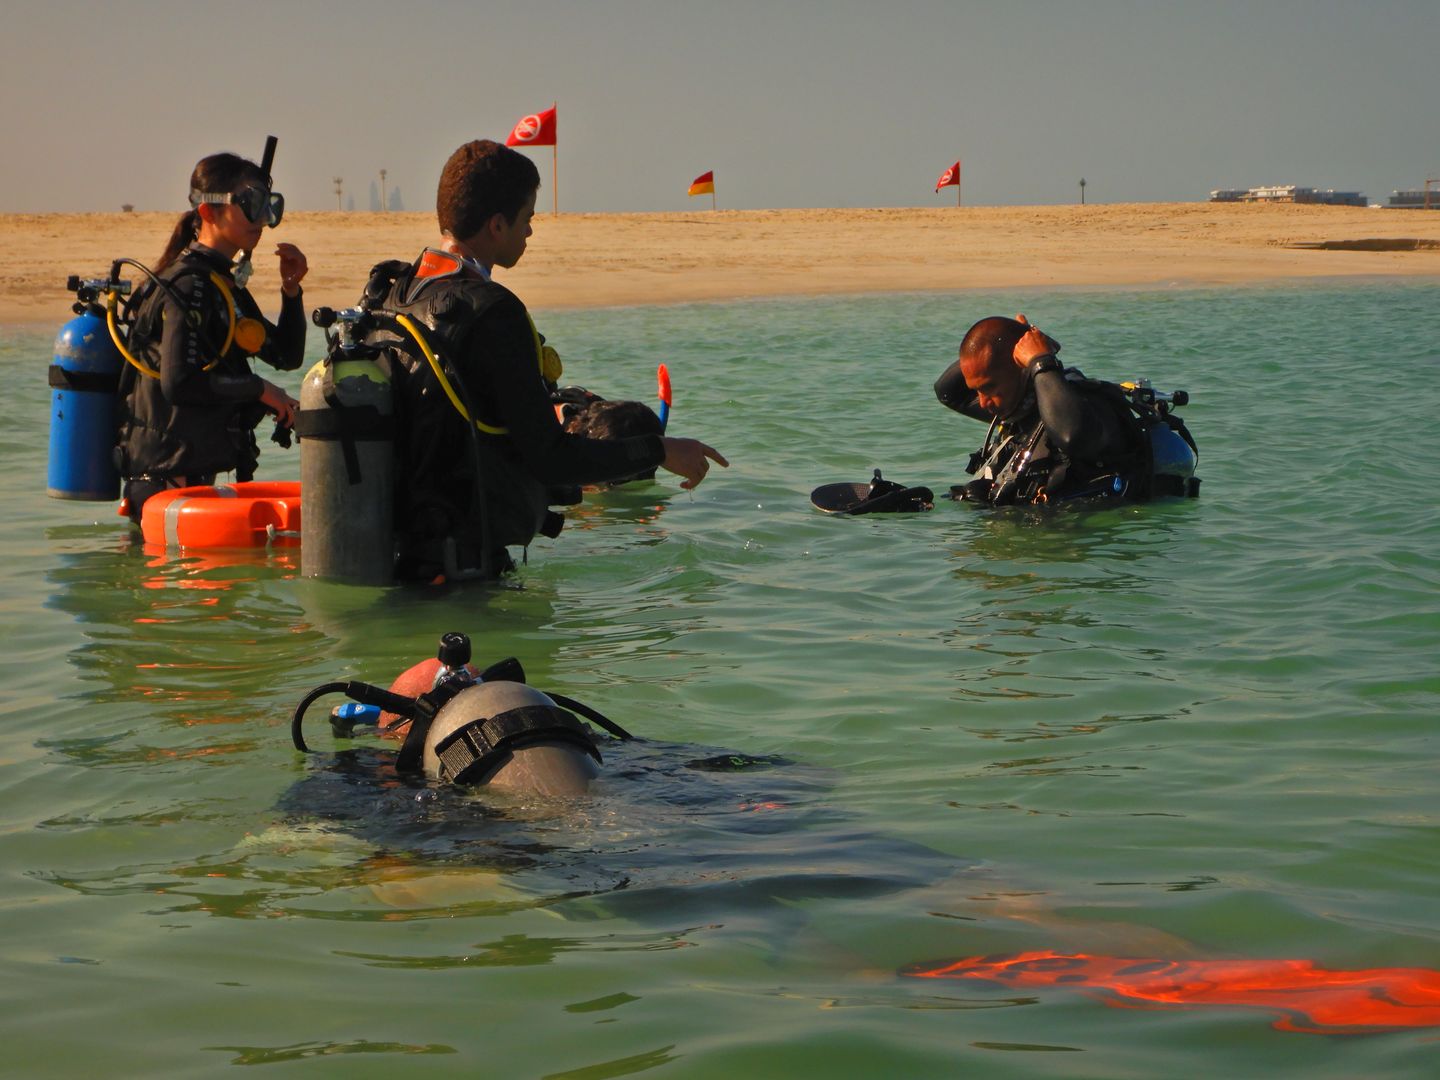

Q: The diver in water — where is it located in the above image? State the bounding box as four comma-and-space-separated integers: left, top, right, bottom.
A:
115, 149, 307, 523
291, 633, 627, 798
356, 139, 726, 580
282, 631, 969, 916
280, 635, 1205, 979
934, 314, 1198, 506
555, 392, 666, 487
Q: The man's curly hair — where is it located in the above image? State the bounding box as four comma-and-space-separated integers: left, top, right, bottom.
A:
436, 139, 540, 240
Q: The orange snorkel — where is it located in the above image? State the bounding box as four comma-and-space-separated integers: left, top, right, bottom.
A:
657, 364, 672, 431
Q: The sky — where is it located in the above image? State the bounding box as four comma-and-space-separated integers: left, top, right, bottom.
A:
2, 0, 1437, 215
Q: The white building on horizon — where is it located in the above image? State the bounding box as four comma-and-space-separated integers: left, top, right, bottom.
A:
1210, 185, 1367, 207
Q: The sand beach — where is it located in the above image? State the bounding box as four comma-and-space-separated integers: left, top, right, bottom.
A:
3, 201, 1439, 325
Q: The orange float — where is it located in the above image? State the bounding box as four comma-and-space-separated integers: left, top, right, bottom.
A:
140, 481, 302, 550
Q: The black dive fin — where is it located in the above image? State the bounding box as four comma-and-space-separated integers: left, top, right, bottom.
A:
810, 469, 934, 515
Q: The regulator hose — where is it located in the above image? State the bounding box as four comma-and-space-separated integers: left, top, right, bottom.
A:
104, 257, 235, 378
291, 682, 631, 752
395, 313, 505, 435
549, 692, 634, 741
291, 680, 421, 753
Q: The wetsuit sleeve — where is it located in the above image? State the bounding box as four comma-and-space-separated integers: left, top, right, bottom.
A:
933, 359, 991, 422
469, 296, 665, 485
158, 272, 264, 406
1032, 359, 1131, 460
259, 290, 306, 372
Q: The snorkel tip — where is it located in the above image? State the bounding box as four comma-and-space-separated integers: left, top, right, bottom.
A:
259, 135, 278, 185
657, 364, 672, 432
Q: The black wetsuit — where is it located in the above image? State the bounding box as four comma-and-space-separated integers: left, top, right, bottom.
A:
116, 245, 305, 520
934, 354, 1141, 505
377, 252, 665, 578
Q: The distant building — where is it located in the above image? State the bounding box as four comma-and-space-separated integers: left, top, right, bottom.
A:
1387, 190, 1439, 209
1211, 185, 1367, 207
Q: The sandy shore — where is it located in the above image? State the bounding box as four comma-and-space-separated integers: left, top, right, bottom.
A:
4, 203, 1438, 326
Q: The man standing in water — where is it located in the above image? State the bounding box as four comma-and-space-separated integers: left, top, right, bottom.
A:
370, 140, 727, 579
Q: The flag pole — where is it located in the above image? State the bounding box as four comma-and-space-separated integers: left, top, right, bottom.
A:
552, 102, 558, 216
958, 162, 962, 207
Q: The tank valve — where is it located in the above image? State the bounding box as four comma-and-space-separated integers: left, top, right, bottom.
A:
432, 632, 475, 691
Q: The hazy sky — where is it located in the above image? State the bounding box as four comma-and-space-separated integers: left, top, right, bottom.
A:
3, 0, 1436, 214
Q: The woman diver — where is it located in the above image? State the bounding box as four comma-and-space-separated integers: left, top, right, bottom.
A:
115, 147, 308, 522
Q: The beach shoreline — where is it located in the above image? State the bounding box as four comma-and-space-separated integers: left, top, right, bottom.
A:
4, 202, 1439, 327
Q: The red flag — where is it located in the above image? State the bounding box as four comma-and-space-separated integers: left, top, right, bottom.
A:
935, 161, 961, 192
506, 106, 557, 148
688, 171, 715, 196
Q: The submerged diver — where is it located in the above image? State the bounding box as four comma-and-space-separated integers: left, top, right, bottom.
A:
282, 632, 971, 919
115, 150, 307, 523
290, 632, 794, 811
555, 391, 666, 487
355, 139, 726, 580
934, 314, 1198, 507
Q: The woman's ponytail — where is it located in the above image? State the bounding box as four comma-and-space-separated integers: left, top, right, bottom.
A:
155, 209, 200, 273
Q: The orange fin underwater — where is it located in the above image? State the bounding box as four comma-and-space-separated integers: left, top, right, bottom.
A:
903, 950, 1440, 1035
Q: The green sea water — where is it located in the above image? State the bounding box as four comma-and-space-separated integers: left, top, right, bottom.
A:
2, 281, 1437, 1077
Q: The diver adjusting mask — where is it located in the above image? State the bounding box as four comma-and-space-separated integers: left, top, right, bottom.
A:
190, 185, 285, 228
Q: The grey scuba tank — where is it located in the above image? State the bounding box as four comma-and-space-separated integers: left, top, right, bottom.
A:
423, 681, 601, 797
298, 310, 396, 584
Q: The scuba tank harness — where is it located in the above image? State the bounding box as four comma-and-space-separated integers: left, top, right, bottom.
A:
291, 633, 634, 788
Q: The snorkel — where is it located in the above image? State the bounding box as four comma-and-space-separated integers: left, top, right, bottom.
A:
657, 364, 672, 431
232, 135, 278, 289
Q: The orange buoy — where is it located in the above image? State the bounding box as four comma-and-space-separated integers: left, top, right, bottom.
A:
140, 481, 302, 550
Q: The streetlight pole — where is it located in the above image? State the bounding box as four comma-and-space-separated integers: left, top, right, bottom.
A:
333, 176, 344, 211
379, 169, 388, 213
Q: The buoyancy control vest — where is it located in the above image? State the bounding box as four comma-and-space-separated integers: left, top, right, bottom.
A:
961, 369, 1199, 506
115, 249, 272, 481
360, 253, 564, 575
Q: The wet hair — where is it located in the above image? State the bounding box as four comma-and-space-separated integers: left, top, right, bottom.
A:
565, 399, 663, 440
436, 140, 540, 241
564, 400, 664, 483
156, 153, 269, 272
959, 316, 1028, 366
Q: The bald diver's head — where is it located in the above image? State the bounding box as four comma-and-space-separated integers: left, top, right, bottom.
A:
959, 316, 1029, 419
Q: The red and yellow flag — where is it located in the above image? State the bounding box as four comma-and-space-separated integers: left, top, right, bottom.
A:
688, 171, 715, 197
506, 106, 557, 147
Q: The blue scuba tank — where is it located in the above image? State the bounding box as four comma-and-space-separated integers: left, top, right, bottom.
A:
1149, 422, 1196, 482
47, 291, 123, 500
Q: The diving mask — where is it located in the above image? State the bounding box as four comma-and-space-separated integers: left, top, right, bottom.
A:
190, 185, 285, 228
